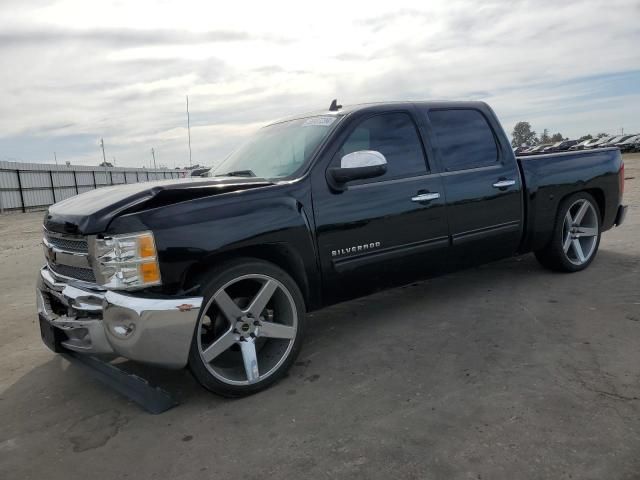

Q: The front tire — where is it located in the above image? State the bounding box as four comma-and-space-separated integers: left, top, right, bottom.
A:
535, 192, 601, 272
188, 258, 305, 397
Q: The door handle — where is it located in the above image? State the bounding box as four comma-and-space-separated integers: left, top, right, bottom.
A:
411, 192, 440, 202
492, 179, 516, 188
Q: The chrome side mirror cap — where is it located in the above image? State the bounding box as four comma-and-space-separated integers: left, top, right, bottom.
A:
327, 150, 388, 191
340, 150, 387, 169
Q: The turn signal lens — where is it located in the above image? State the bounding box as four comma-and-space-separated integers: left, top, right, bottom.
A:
138, 234, 156, 258
140, 262, 161, 283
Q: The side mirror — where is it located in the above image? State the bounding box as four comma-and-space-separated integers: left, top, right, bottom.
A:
328, 150, 387, 190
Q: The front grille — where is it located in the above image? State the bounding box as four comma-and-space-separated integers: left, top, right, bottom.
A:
45, 234, 88, 254
50, 263, 96, 283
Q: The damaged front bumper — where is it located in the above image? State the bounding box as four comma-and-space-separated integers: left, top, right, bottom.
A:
36, 266, 203, 369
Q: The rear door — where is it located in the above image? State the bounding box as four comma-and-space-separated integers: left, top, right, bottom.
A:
311, 108, 450, 303
424, 107, 523, 267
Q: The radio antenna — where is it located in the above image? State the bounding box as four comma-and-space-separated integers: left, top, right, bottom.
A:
186, 95, 192, 166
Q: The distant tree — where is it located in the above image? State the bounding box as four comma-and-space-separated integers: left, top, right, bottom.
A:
596, 132, 608, 138
511, 122, 537, 147
577, 134, 593, 142
539, 128, 551, 144
99, 161, 113, 167
550, 133, 565, 142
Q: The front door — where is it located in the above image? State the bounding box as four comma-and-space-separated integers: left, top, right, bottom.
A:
311, 110, 450, 304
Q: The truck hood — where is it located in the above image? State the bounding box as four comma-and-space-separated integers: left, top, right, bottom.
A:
44, 176, 274, 234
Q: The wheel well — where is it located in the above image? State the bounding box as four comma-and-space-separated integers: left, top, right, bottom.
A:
184, 244, 312, 310
558, 188, 605, 222
584, 188, 605, 221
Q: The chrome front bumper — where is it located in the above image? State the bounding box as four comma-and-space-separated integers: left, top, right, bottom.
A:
36, 266, 203, 369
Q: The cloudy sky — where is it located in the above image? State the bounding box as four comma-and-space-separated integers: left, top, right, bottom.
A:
0, 0, 639, 168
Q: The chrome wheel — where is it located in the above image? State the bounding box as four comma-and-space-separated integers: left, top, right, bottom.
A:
562, 198, 599, 266
196, 274, 298, 386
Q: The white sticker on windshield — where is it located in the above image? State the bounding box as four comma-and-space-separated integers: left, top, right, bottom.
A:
302, 116, 337, 127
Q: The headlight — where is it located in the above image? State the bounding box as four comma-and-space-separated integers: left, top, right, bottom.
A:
89, 231, 161, 290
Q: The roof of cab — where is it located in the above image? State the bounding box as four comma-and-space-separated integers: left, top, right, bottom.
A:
267, 100, 491, 126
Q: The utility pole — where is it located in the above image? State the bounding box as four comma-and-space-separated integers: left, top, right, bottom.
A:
100, 138, 107, 165
151, 148, 157, 169
186, 95, 192, 166
53, 152, 58, 165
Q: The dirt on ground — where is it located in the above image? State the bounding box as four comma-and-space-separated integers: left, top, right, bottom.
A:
0, 154, 639, 480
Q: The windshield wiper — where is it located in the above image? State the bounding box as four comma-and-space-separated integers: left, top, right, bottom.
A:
216, 169, 256, 178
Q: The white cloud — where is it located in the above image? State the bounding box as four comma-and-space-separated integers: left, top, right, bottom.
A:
0, 0, 638, 166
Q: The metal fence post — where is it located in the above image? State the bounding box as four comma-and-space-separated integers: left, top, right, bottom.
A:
16, 169, 26, 213
72, 170, 79, 194
49, 170, 56, 203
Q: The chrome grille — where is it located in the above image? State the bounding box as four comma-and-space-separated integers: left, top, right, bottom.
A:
43, 228, 95, 283
44, 232, 88, 254
50, 263, 96, 283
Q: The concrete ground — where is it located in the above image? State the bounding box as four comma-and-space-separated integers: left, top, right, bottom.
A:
1, 154, 639, 480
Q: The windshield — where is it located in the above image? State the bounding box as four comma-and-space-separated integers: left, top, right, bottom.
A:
209, 115, 340, 179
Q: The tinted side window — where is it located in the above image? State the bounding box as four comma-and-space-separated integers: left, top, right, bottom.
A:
337, 112, 427, 180
429, 109, 498, 171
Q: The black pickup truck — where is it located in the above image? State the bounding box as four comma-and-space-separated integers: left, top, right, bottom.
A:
38, 101, 627, 397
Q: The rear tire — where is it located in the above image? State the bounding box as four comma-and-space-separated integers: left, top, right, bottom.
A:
535, 192, 601, 272
188, 258, 305, 397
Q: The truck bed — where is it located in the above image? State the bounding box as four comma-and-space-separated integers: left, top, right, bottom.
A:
516, 147, 623, 252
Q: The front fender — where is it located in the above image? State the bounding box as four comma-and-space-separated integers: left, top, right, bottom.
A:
107, 181, 321, 306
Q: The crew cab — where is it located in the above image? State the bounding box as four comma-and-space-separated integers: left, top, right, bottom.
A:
37, 101, 627, 397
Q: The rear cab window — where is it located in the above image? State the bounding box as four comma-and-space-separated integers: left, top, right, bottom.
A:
428, 109, 499, 172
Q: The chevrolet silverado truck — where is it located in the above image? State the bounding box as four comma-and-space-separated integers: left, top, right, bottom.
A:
37, 101, 627, 397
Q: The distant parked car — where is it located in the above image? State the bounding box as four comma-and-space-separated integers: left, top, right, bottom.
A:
598, 135, 633, 148
542, 140, 578, 153
513, 146, 530, 154
617, 135, 640, 152
190, 167, 212, 177
587, 136, 616, 148
570, 138, 599, 150
583, 138, 604, 149
603, 135, 635, 148
522, 144, 553, 154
